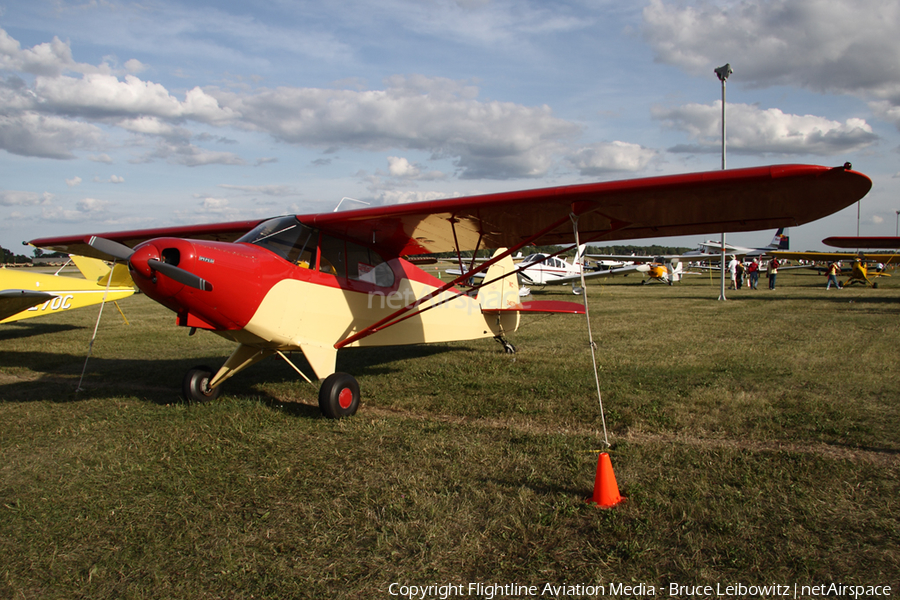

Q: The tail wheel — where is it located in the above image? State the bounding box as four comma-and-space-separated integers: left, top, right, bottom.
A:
182, 365, 222, 404
318, 372, 360, 419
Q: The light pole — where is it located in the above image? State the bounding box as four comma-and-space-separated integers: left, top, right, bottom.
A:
895, 210, 899, 237
714, 63, 733, 301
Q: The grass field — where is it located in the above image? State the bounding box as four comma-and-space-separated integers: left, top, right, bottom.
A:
1, 268, 898, 599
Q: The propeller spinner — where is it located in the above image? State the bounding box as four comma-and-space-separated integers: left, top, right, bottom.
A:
87, 236, 213, 292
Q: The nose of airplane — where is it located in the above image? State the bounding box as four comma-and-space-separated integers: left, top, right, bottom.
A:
129, 239, 202, 298
129, 237, 268, 331
129, 242, 162, 280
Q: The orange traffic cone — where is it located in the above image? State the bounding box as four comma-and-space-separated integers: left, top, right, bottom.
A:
587, 452, 624, 508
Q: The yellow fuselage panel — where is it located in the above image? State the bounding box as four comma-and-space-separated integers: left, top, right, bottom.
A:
239, 277, 517, 350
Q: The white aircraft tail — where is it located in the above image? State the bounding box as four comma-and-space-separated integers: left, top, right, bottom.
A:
668, 260, 684, 283
767, 227, 790, 250
477, 248, 521, 311
575, 243, 587, 263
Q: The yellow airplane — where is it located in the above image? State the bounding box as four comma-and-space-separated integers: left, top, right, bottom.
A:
0, 256, 135, 323
770, 251, 896, 288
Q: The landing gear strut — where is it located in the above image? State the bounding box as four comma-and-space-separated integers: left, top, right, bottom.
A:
182, 365, 222, 403
494, 334, 517, 354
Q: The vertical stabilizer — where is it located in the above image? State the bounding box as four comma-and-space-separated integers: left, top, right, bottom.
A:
769, 228, 790, 250
477, 248, 521, 335
668, 260, 684, 283
476, 248, 520, 310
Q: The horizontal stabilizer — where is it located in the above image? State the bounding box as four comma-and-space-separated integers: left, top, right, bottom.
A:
482, 300, 585, 315
0, 289, 56, 322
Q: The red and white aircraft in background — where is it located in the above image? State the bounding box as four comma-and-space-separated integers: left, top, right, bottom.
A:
28, 164, 871, 417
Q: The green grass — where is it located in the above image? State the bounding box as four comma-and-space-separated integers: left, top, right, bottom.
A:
1, 270, 898, 598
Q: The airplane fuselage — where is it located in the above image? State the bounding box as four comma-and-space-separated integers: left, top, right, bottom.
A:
125, 217, 521, 380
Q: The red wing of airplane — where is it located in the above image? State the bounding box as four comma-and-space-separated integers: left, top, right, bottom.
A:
28, 163, 871, 417
824, 236, 900, 250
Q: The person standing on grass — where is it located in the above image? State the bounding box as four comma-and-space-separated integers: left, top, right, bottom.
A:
735, 259, 745, 289
728, 255, 739, 289
767, 257, 779, 289
747, 258, 759, 289
826, 261, 842, 289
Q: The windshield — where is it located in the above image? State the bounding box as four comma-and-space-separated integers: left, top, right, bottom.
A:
237, 216, 317, 267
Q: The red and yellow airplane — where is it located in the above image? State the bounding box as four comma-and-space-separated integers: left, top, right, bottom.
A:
773, 253, 894, 287
794, 235, 900, 287
0, 256, 135, 324
28, 164, 871, 417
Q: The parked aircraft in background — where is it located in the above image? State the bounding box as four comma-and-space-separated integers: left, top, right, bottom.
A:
447, 244, 594, 293
691, 228, 790, 257
584, 228, 790, 285
0, 256, 135, 324
27, 164, 871, 417
771, 249, 897, 287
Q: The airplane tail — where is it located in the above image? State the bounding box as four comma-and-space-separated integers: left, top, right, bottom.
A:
576, 243, 587, 263
71, 255, 134, 288
668, 260, 684, 283
476, 248, 521, 311
768, 228, 790, 250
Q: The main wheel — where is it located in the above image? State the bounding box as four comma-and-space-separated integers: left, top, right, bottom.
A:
318, 372, 360, 419
182, 365, 222, 404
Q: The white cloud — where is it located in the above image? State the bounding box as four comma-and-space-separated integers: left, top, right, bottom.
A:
0, 190, 52, 206
34, 74, 236, 123
124, 59, 147, 74
218, 184, 297, 196
375, 189, 461, 205
76, 197, 112, 212
0, 112, 106, 158
135, 141, 246, 167
386, 156, 446, 181
567, 142, 658, 175
213, 76, 580, 179
65, 176, 82, 187
642, 0, 900, 106
652, 102, 878, 156
0, 29, 84, 77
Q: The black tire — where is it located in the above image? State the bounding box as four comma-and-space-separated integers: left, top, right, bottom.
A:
182, 365, 222, 404
318, 372, 360, 419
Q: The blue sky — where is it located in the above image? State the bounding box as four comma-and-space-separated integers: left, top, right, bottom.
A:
2, 0, 899, 254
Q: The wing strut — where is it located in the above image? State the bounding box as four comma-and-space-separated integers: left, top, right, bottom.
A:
335, 214, 576, 348
450, 218, 484, 281
336, 210, 631, 349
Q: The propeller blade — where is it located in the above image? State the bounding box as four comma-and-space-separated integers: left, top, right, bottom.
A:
87, 236, 135, 262
148, 259, 213, 292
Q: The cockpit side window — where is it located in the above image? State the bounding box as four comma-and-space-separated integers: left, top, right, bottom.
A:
346, 241, 394, 288
318, 235, 395, 288
237, 216, 318, 268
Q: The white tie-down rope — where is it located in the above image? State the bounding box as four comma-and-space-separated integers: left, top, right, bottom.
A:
77, 262, 116, 393
571, 214, 609, 449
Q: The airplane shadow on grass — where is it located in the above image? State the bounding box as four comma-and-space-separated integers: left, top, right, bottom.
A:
0, 321, 82, 341
0, 343, 460, 417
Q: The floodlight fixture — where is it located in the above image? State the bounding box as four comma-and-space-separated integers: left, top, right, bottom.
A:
714, 63, 733, 83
